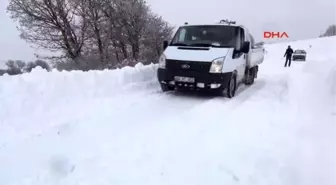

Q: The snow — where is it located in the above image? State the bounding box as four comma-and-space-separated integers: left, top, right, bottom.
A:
0, 36, 335, 185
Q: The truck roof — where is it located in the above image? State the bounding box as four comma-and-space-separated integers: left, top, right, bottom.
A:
181, 22, 247, 31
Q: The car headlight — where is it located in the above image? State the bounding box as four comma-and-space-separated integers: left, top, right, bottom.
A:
159, 54, 166, 69
209, 57, 225, 73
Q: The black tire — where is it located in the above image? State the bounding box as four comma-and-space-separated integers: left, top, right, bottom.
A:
226, 74, 237, 98
249, 68, 255, 84
244, 68, 255, 85
160, 83, 174, 92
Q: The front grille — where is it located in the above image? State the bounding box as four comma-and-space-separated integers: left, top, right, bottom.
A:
166, 59, 211, 73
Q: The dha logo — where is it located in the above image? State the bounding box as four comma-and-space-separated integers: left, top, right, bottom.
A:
263, 31, 289, 39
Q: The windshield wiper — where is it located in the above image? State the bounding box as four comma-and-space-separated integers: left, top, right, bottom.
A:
170, 43, 190, 46
171, 43, 227, 48
189, 43, 226, 48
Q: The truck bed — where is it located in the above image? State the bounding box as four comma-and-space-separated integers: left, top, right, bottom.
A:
248, 47, 264, 68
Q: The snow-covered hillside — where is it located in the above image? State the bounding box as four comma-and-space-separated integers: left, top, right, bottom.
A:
0, 36, 335, 185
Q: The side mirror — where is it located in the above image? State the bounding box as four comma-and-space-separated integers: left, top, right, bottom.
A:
241, 41, 250, 53
163, 40, 169, 50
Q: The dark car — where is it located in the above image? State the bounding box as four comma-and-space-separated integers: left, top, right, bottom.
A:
292, 50, 307, 61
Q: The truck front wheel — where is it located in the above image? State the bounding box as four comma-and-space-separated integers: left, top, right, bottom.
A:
226, 74, 237, 98
160, 83, 174, 92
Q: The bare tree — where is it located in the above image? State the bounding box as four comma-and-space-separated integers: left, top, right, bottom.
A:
8, 0, 174, 70
77, 0, 107, 66
25, 59, 51, 72
101, 0, 131, 61
321, 25, 336, 37
7, 0, 87, 62
114, 0, 150, 60
0, 69, 6, 76
5, 60, 25, 75
141, 13, 174, 63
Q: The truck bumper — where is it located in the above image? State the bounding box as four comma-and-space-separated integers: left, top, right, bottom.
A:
157, 68, 233, 92
293, 55, 306, 60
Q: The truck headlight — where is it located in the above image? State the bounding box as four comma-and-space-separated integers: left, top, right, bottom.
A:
209, 57, 225, 73
159, 54, 166, 69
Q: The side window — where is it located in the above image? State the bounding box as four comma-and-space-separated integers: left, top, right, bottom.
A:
235, 27, 241, 50
240, 28, 245, 47
178, 28, 186, 42
172, 28, 187, 43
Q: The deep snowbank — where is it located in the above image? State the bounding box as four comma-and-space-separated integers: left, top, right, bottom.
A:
285, 58, 336, 185
262, 37, 336, 184
0, 62, 159, 111
0, 63, 159, 145
0, 62, 158, 97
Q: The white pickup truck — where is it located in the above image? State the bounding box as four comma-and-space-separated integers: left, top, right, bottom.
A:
157, 20, 265, 98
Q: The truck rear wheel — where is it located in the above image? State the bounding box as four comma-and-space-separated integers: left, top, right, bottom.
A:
244, 67, 255, 85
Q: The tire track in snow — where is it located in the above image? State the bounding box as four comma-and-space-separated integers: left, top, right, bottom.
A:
96, 77, 271, 137
94, 77, 268, 131
159, 76, 294, 185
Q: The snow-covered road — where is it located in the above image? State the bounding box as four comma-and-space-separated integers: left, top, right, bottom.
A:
0, 36, 335, 185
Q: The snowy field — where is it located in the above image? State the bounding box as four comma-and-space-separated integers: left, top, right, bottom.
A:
0, 36, 335, 185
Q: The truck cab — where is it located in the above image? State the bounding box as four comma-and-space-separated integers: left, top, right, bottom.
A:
157, 20, 264, 98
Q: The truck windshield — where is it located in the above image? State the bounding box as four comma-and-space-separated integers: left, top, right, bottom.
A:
170, 25, 238, 48
295, 50, 306, 53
